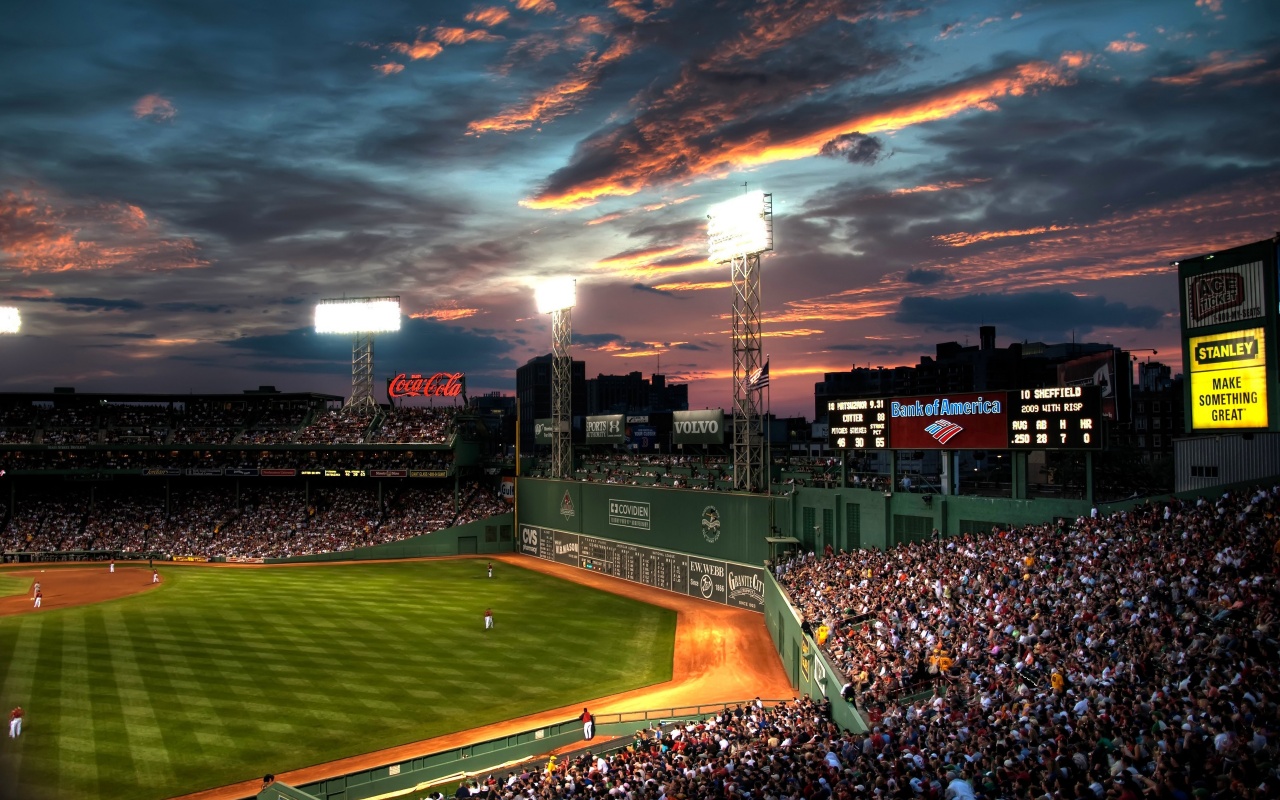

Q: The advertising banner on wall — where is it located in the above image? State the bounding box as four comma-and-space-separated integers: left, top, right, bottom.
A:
519, 524, 764, 612
1189, 327, 1269, 430
584, 414, 625, 444
534, 418, 554, 445
887, 392, 1008, 450
672, 409, 725, 445
1057, 350, 1127, 421
1184, 261, 1267, 329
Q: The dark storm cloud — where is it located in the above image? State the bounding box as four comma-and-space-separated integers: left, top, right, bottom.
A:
819, 133, 886, 165
101, 332, 157, 339
903, 268, 948, 286
224, 318, 517, 379
573, 332, 624, 348
631, 283, 680, 297
895, 291, 1163, 337
674, 342, 711, 352
42, 297, 147, 312
157, 302, 234, 314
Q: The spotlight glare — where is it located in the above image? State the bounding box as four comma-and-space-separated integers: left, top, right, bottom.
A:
0, 307, 19, 334
314, 297, 401, 334
535, 277, 577, 314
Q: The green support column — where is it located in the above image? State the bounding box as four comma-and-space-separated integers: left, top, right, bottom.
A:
1012, 452, 1028, 500
1085, 451, 1094, 507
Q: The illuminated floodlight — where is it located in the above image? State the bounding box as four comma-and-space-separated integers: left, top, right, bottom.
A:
314, 297, 401, 334
0, 307, 19, 334
535, 277, 577, 314
707, 190, 773, 263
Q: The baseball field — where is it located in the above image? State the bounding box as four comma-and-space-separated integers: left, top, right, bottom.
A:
0, 559, 677, 800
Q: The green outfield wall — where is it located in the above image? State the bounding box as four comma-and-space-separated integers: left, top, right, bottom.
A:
265, 514, 514, 563
516, 478, 783, 565
782, 486, 1092, 553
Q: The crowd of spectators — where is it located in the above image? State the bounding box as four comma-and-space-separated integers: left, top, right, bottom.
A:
775, 487, 1279, 799
296, 410, 374, 445
0, 480, 510, 559
0, 448, 453, 473
369, 406, 458, 444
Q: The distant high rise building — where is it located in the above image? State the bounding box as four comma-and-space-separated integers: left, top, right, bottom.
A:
815, 326, 1120, 421
516, 354, 585, 453
586, 371, 688, 415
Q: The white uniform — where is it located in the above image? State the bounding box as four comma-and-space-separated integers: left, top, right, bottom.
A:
110, 562, 115, 573
484, 610, 493, 630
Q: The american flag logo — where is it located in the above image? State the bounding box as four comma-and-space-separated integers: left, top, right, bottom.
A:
925, 419, 964, 444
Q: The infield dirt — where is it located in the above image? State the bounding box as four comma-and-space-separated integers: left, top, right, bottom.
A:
0, 565, 159, 615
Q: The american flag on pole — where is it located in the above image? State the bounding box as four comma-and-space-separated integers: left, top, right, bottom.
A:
746, 360, 770, 390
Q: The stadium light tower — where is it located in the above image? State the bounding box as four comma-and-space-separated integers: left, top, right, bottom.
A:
536, 277, 576, 480
0, 307, 19, 334
708, 190, 773, 492
314, 296, 401, 415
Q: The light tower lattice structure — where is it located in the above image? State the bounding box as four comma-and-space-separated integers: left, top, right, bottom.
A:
708, 191, 773, 492
536, 278, 576, 479
314, 296, 401, 415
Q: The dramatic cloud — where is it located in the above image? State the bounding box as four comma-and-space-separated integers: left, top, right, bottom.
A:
894, 291, 1163, 337
133, 94, 176, 121
1154, 50, 1267, 86
525, 56, 1079, 208
819, 132, 887, 165
0, 186, 206, 273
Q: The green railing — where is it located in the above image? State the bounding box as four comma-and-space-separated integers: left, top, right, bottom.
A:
258, 700, 791, 800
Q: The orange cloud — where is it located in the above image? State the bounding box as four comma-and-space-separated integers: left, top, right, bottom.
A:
133, 94, 176, 121
1106, 40, 1147, 54
934, 224, 1075, 247
374, 62, 405, 76
760, 179, 1280, 329
1196, 0, 1223, 13
469, 33, 635, 133
388, 37, 444, 61
585, 212, 625, 226
434, 26, 502, 45
525, 56, 1079, 209
1154, 50, 1265, 85
410, 307, 481, 322
650, 281, 732, 292
890, 178, 989, 195
0, 186, 206, 273
515, 0, 557, 13
466, 6, 511, 26
595, 244, 687, 270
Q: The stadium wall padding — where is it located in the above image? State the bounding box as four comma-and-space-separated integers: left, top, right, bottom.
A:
762, 569, 866, 734
264, 514, 514, 563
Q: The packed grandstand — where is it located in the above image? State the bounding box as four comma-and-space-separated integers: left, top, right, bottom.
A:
2, 390, 1277, 799
475, 486, 1277, 800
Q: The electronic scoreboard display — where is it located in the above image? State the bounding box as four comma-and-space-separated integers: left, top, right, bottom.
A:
828, 386, 1103, 450
826, 397, 890, 450
1006, 385, 1102, 449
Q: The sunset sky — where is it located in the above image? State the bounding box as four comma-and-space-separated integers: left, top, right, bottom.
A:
1, 0, 1277, 417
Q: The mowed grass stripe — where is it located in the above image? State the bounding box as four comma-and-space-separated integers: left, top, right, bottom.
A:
0, 618, 42, 797
102, 609, 176, 791
0, 560, 676, 800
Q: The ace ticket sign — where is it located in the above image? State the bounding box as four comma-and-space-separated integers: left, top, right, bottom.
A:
1189, 327, 1269, 430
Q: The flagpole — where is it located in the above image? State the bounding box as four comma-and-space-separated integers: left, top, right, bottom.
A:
766, 354, 771, 496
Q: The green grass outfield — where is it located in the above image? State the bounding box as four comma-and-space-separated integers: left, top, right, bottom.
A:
0, 560, 676, 800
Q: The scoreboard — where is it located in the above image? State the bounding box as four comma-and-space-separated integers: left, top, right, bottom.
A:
1007, 386, 1102, 449
825, 397, 890, 450
828, 386, 1102, 450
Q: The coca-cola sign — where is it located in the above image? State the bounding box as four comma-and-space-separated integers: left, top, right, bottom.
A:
387, 371, 465, 400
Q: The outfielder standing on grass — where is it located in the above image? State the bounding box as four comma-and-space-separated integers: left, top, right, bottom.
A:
484, 608, 493, 630
33, 588, 41, 609
8, 706, 22, 738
